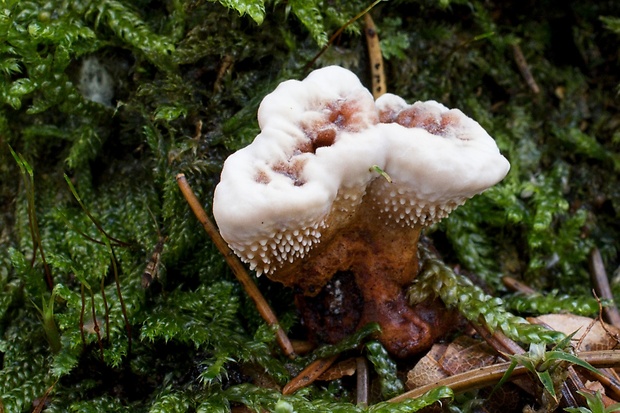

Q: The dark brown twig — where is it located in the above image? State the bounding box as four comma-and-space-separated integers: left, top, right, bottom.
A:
393, 360, 531, 403
309, 355, 369, 402
89, 286, 105, 359
176, 173, 295, 359
214, 56, 234, 94
512, 43, 540, 94
471, 319, 526, 356
469, 321, 539, 398
589, 247, 620, 327
109, 246, 132, 356
11, 146, 54, 290
562, 366, 587, 407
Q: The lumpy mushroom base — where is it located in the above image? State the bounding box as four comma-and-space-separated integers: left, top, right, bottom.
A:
296, 274, 458, 358
268, 194, 460, 358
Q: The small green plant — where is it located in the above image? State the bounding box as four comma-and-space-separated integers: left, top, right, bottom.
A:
31, 291, 61, 354
496, 338, 600, 412
565, 391, 620, 413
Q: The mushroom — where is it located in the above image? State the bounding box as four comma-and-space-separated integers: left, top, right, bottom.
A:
213, 66, 510, 357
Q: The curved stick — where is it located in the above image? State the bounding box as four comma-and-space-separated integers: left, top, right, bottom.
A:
176, 173, 296, 359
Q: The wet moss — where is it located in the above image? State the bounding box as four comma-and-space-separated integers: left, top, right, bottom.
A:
1, 0, 619, 411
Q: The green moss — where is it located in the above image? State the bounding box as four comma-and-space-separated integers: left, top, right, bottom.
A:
1, 0, 619, 411
365, 341, 403, 400
503, 291, 608, 317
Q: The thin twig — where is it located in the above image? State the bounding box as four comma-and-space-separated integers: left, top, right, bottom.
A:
89, 286, 105, 359
64, 174, 131, 247
512, 43, 540, 94
176, 173, 296, 359
282, 355, 339, 395
304, 0, 383, 72
563, 366, 586, 407
109, 245, 132, 356
9, 146, 54, 289
363, 13, 386, 99
591, 290, 620, 349
470, 321, 538, 397
317, 358, 357, 381
589, 247, 620, 327
64, 174, 133, 358
390, 350, 620, 403
100, 276, 110, 342
356, 357, 369, 407
79, 284, 87, 347
502, 276, 538, 295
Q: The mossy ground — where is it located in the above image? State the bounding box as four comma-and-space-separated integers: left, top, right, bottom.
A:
1, 0, 619, 411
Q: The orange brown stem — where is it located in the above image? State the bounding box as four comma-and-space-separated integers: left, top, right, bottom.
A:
277, 197, 458, 357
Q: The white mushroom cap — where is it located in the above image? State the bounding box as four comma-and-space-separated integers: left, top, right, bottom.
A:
213, 67, 510, 276
371, 94, 511, 226
213, 66, 382, 275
